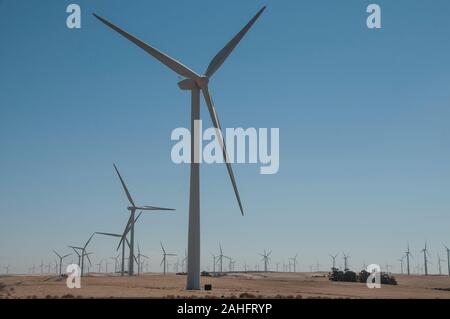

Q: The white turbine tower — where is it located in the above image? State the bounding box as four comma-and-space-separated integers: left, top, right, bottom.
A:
421, 242, 431, 276
437, 254, 445, 276
113, 164, 174, 276
444, 245, 450, 276
93, 6, 266, 290
405, 243, 413, 275
398, 255, 406, 274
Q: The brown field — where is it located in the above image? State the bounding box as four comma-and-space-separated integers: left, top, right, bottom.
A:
1, 272, 450, 299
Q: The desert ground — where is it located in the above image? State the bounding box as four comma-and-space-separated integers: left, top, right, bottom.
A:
1, 272, 450, 299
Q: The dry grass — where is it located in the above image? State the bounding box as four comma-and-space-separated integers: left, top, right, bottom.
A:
1, 272, 450, 299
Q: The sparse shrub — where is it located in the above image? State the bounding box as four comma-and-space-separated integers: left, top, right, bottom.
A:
239, 292, 256, 298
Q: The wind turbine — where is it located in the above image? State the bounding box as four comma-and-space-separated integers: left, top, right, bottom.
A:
110, 254, 120, 274
53, 250, 72, 276
444, 245, 450, 276
211, 254, 216, 273
3, 265, 10, 275
95, 231, 131, 276
160, 243, 176, 275
398, 255, 405, 274
259, 250, 271, 272
217, 244, 230, 273
385, 263, 392, 274
421, 242, 432, 276
68, 233, 95, 277
316, 260, 321, 272
290, 254, 299, 272
112, 164, 174, 276
96, 260, 103, 273
93, 6, 266, 290
437, 254, 445, 275
136, 244, 149, 276
329, 254, 338, 270
343, 253, 350, 271
405, 243, 413, 275
39, 260, 44, 274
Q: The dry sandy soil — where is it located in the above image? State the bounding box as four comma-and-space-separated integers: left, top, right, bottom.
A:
1, 272, 450, 299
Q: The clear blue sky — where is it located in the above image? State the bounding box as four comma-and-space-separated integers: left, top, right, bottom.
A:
1, 0, 450, 274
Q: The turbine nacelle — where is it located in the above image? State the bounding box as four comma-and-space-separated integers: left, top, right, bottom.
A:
177, 76, 209, 91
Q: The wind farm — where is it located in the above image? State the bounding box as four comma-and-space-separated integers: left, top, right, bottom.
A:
1, 1, 450, 301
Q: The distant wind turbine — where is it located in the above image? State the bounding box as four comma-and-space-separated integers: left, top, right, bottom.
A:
405, 243, 413, 275
53, 250, 72, 276
444, 244, 450, 276
112, 164, 174, 276
68, 233, 95, 276
421, 242, 432, 276
259, 250, 271, 272
160, 243, 176, 275
329, 254, 338, 270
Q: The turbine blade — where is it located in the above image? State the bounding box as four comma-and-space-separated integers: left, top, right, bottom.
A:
53, 250, 61, 259
93, 14, 201, 80
62, 254, 71, 259
160, 258, 164, 267
205, 6, 266, 77
85, 253, 92, 266
84, 233, 95, 249
141, 206, 175, 211
113, 164, 135, 207
96, 232, 122, 238
202, 86, 244, 215
160, 242, 166, 254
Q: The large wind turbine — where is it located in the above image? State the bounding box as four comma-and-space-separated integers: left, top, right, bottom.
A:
52, 250, 71, 276
113, 164, 174, 276
160, 243, 176, 275
93, 6, 266, 290
68, 233, 95, 277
